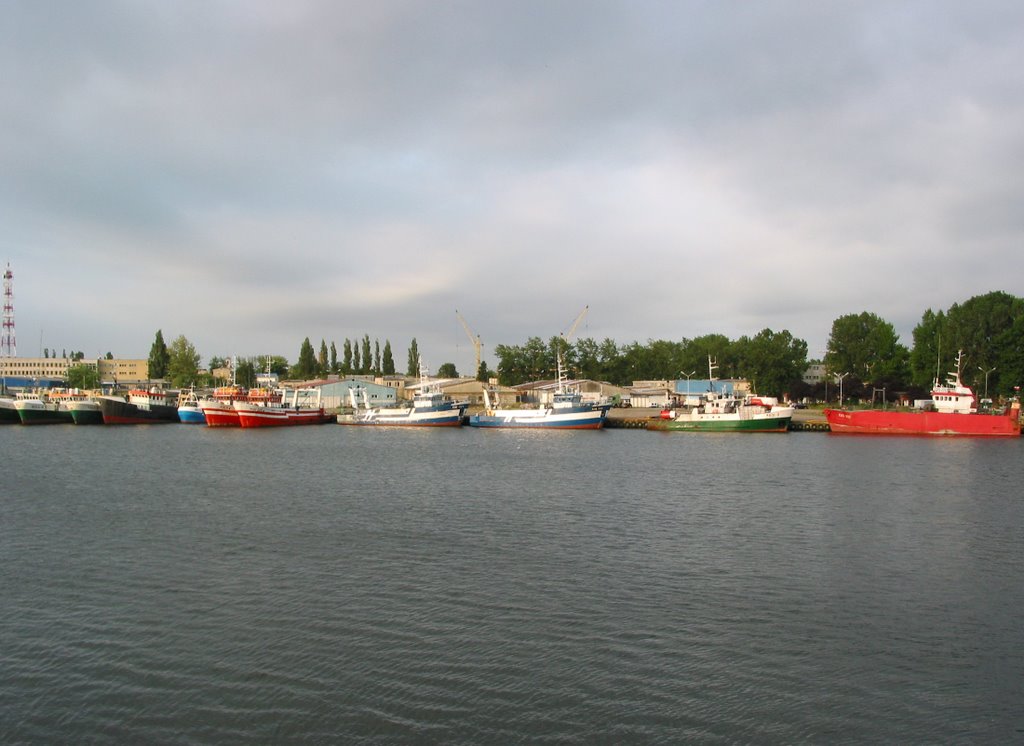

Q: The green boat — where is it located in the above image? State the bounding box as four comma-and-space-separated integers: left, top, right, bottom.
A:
14, 392, 74, 425
646, 354, 793, 433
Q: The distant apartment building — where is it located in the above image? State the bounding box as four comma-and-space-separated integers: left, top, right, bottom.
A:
803, 363, 827, 385
0, 356, 149, 386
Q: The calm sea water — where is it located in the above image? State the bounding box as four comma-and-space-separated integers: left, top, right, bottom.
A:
2, 424, 1022, 743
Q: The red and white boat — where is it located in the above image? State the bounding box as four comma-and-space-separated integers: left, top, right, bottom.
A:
234, 387, 334, 428
824, 351, 1021, 437
199, 385, 279, 427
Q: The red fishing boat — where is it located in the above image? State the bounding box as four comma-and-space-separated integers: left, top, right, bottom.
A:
824, 351, 1021, 437
234, 387, 333, 428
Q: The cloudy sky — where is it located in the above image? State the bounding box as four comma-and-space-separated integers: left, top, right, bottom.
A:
3, 1, 1022, 373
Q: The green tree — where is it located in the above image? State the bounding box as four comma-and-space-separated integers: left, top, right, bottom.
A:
295, 337, 318, 379
382, 341, 395, 375
148, 330, 170, 380
437, 362, 458, 378
167, 335, 202, 388
330, 342, 338, 374
105, 352, 113, 360
343, 339, 353, 374
319, 339, 329, 377
235, 358, 256, 388
733, 328, 808, 397
477, 360, 490, 382
407, 338, 419, 376
374, 339, 381, 374
361, 335, 372, 374
66, 363, 99, 390
826, 312, 909, 397
910, 309, 947, 389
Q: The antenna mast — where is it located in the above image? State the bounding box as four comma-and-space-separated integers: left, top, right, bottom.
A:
2, 263, 14, 357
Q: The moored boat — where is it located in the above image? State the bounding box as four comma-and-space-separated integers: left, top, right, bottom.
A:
824, 350, 1021, 437
0, 395, 20, 424
198, 385, 253, 427
177, 386, 206, 424
338, 360, 469, 426
647, 355, 794, 433
96, 388, 181, 424
67, 398, 104, 425
466, 356, 611, 430
14, 391, 75, 425
646, 393, 794, 432
235, 387, 333, 428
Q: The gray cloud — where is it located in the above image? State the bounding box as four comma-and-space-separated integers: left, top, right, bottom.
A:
3, 0, 1023, 372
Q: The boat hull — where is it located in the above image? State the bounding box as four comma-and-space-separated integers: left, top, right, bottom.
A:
467, 407, 609, 429
339, 403, 468, 427
15, 402, 74, 425
234, 403, 334, 428
647, 414, 792, 432
200, 400, 240, 427
97, 396, 180, 424
177, 406, 207, 424
68, 401, 104, 425
824, 406, 1021, 437
0, 399, 19, 424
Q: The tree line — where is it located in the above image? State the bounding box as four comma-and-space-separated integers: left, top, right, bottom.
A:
493, 291, 1023, 401
78, 290, 1020, 400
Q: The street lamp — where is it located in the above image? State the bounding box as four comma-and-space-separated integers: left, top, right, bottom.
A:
837, 372, 850, 407
680, 370, 696, 400
974, 364, 991, 399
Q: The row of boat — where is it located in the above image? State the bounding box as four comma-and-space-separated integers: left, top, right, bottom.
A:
2, 351, 1020, 436
0, 385, 335, 428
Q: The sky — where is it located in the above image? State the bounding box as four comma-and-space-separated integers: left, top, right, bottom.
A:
3, 1, 1023, 374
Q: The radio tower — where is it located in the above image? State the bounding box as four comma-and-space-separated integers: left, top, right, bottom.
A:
2, 263, 15, 357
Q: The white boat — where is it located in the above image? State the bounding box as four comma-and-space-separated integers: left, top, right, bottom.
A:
466, 355, 611, 430
647, 355, 794, 433
338, 360, 468, 427
177, 386, 206, 424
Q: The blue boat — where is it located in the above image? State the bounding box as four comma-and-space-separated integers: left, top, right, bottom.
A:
177, 386, 207, 424
467, 355, 611, 430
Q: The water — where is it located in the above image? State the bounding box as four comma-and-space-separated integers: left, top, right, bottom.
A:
2, 425, 1022, 743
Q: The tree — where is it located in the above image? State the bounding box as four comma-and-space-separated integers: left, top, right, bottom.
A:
105, 352, 113, 360
382, 341, 395, 375
374, 339, 381, 374
361, 335, 371, 374
733, 328, 808, 397
407, 338, 419, 376
66, 364, 99, 390
437, 362, 458, 378
295, 337, 318, 379
319, 339, 329, 377
167, 335, 201, 388
330, 342, 338, 374
477, 360, 490, 382
825, 312, 909, 397
235, 358, 256, 388
343, 339, 353, 374
148, 330, 170, 380
352, 341, 361, 373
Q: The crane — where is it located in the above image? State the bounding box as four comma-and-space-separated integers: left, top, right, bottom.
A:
561, 305, 589, 343
455, 309, 482, 375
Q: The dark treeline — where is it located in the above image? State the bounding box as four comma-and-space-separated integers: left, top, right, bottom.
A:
147, 291, 1023, 401
494, 291, 1024, 400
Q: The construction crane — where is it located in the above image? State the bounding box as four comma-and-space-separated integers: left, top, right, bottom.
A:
561, 305, 589, 343
455, 309, 482, 375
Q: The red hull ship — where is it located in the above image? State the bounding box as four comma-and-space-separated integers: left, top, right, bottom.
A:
825, 351, 1021, 437
234, 388, 333, 428
200, 386, 280, 427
